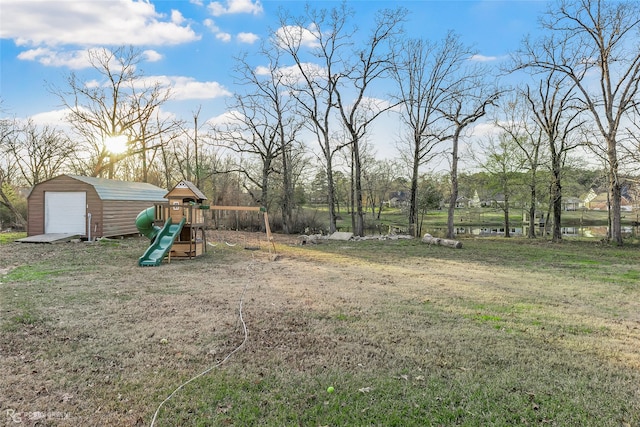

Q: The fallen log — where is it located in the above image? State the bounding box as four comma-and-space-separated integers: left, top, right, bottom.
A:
421, 233, 462, 249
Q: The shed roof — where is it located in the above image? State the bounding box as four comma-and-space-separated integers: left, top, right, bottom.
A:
68, 175, 167, 201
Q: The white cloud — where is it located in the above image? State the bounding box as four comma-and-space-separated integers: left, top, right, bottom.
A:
208, 0, 263, 17
171, 10, 186, 25
216, 33, 232, 43
17, 47, 163, 70
169, 77, 232, 100
204, 13, 258, 45
85, 80, 102, 89
208, 110, 245, 126
359, 97, 392, 113
0, 0, 199, 48
143, 50, 163, 62
254, 65, 271, 76
203, 18, 232, 42
470, 54, 498, 62
26, 107, 176, 131
237, 32, 259, 44
278, 63, 327, 84
274, 25, 320, 49
203, 18, 220, 33
253, 62, 328, 91
470, 122, 502, 138
29, 109, 73, 127
15, 47, 48, 62
17, 48, 91, 70
79, 74, 231, 101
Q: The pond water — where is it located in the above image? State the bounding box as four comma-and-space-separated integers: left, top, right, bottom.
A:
425, 225, 636, 238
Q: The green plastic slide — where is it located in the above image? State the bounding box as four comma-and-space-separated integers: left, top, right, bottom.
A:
135, 206, 161, 240
136, 207, 186, 267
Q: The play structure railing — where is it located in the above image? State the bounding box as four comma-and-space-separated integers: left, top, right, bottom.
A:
154, 203, 206, 225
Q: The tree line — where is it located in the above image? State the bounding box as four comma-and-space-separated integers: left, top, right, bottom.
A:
1, 0, 639, 244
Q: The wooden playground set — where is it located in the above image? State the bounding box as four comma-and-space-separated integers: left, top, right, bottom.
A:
136, 180, 274, 266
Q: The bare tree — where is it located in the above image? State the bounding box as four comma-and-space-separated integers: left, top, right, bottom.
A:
170, 107, 211, 189
6, 119, 75, 187
493, 92, 547, 239
514, 0, 640, 245
524, 73, 584, 241
217, 48, 302, 231
276, 3, 404, 235
238, 47, 304, 233
438, 72, 501, 240
128, 100, 182, 183
169, 132, 200, 186
391, 33, 471, 237
157, 126, 187, 189
276, 3, 353, 234
333, 7, 407, 236
51, 46, 175, 181
0, 114, 26, 228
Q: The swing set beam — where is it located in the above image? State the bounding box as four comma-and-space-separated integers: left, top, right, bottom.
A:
209, 206, 275, 252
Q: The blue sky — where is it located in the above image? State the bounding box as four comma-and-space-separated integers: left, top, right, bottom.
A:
0, 0, 549, 158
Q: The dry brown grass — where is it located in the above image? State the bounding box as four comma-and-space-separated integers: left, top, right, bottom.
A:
1, 232, 639, 425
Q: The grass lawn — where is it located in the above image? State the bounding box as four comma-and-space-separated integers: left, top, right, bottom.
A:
1, 233, 639, 426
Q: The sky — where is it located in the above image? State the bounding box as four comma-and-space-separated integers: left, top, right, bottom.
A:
0, 0, 550, 160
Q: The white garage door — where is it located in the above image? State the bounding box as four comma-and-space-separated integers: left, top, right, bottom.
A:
45, 192, 86, 234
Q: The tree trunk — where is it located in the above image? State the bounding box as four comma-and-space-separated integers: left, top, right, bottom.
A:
527, 170, 537, 239
141, 136, 148, 183
193, 115, 200, 189
160, 144, 171, 191
551, 168, 562, 242
446, 132, 460, 239
408, 144, 420, 238
528, 204, 536, 239
607, 139, 622, 245
350, 148, 356, 234
353, 138, 364, 237
281, 146, 292, 234
422, 234, 463, 249
503, 193, 511, 238
326, 158, 337, 234
609, 178, 622, 245
260, 158, 270, 232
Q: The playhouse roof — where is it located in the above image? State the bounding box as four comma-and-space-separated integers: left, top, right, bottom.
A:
165, 180, 208, 201
67, 175, 167, 201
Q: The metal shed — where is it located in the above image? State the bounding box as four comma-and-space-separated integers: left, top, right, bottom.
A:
27, 174, 167, 239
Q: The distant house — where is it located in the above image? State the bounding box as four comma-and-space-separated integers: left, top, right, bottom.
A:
583, 188, 634, 211
455, 196, 471, 208
582, 188, 599, 209
387, 190, 409, 208
562, 197, 582, 211
587, 192, 610, 210
490, 193, 507, 208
